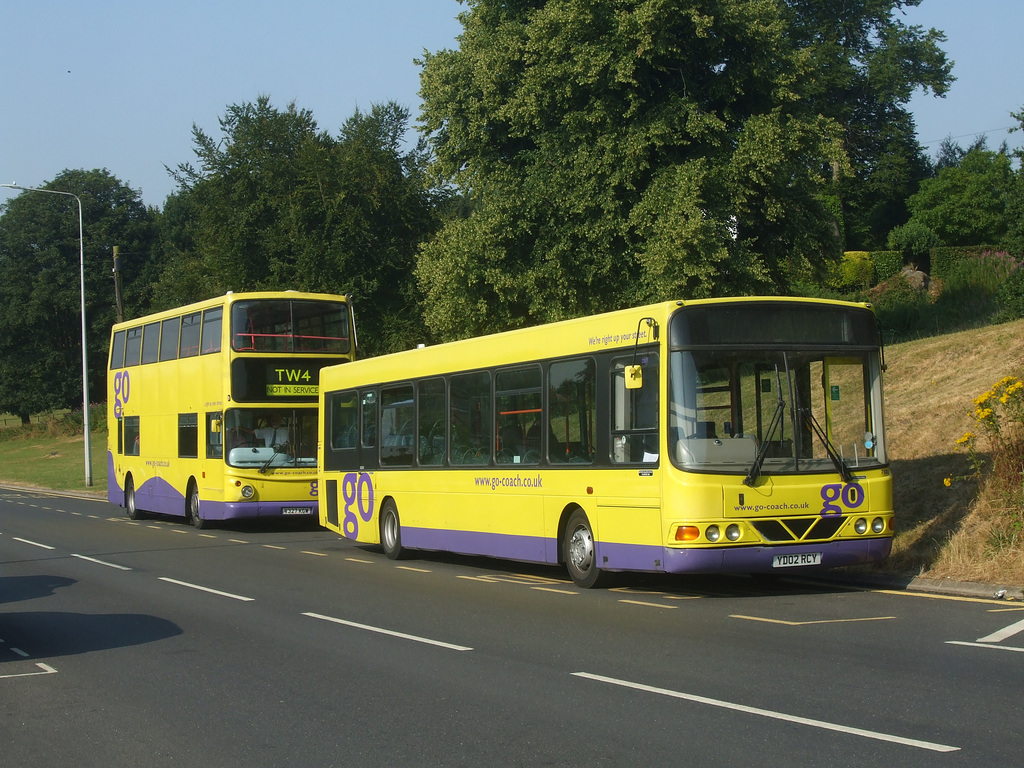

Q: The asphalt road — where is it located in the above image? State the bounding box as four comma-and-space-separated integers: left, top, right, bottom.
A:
2, 487, 1022, 767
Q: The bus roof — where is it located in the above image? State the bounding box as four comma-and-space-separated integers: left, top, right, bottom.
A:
110, 290, 351, 332
320, 296, 875, 386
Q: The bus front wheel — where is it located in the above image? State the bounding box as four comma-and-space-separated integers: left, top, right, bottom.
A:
187, 482, 211, 530
125, 475, 145, 521
380, 500, 405, 560
564, 510, 606, 589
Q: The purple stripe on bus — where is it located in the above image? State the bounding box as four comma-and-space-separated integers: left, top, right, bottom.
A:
403, 527, 554, 564
107, 453, 317, 520
401, 524, 891, 575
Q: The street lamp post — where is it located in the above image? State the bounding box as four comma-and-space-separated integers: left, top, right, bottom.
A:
1, 183, 93, 486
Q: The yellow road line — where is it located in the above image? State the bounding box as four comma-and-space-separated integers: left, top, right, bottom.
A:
732, 614, 896, 626
619, 599, 678, 609
875, 589, 1014, 606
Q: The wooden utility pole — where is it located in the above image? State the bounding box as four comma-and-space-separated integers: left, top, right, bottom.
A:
112, 245, 124, 323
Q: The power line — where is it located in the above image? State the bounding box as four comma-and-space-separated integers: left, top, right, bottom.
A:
918, 125, 1019, 146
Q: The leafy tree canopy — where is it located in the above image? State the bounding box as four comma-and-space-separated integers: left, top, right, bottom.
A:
906, 145, 1015, 247
416, 0, 952, 340
162, 96, 440, 354
0, 169, 157, 420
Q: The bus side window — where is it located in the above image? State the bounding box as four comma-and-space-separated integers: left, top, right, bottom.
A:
450, 371, 491, 465
206, 412, 223, 459
178, 413, 198, 458
110, 330, 126, 369
380, 385, 414, 466
123, 416, 140, 456
329, 391, 359, 450
495, 366, 541, 465
159, 317, 180, 361
361, 391, 377, 448
611, 354, 659, 463
201, 308, 223, 354
124, 327, 142, 367
141, 322, 160, 364
179, 313, 201, 358
418, 378, 446, 466
548, 358, 596, 464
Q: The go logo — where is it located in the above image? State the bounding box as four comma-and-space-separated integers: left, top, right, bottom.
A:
819, 482, 864, 517
113, 371, 130, 419
341, 472, 375, 539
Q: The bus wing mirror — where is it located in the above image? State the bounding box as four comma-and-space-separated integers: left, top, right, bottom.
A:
624, 365, 643, 390
210, 418, 222, 433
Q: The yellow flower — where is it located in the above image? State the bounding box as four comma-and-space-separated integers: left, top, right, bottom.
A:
943, 477, 952, 487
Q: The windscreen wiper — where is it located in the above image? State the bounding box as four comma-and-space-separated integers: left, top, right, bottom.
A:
259, 445, 282, 474
800, 407, 854, 483
744, 366, 786, 487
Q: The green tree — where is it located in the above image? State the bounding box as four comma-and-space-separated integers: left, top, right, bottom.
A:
418, 0, 851, 340
782, 0, 953, 250
905, 146, 1015, 247
415, 0, 952, 340
0, 169, 158, 421
1005, 107, 1024, 255
163, 97, 439, 354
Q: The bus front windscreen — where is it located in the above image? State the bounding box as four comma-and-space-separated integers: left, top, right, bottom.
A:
669, 349, 884, 475
231, 299, 351, 354
223, 408, 318, 469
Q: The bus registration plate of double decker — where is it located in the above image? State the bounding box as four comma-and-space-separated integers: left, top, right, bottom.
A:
282, 506, 313, 515
772, 552, 822, 568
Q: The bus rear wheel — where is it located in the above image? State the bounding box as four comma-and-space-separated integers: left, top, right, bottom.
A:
187, 482, 211, 530
380, 500, 405, 560
564, 510, 606, 589
125, 475, 145, 521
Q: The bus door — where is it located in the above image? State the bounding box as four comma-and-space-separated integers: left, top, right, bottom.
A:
323, 387, 378, 534
598, 353, 662, 571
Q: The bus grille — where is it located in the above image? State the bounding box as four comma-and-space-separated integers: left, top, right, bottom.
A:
751, 516, 846, 542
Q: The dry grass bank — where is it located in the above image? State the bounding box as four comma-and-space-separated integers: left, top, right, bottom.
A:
875, 318, 1024, 584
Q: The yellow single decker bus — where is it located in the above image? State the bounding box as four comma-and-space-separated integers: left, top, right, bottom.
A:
108, 291, 356, 527
318, 297, 892, 587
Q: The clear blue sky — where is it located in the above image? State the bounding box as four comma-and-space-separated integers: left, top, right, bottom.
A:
1, 0, 1020, 210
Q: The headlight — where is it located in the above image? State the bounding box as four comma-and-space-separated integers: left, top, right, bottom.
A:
706, 525, 721, 542
872, 517, 885, 533
726, 524, 741, 541
240, 485, 255, 499
854, 518, 868, 534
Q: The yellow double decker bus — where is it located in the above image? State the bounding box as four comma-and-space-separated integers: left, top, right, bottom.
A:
107, 291, 355, 527
318, 297, 892, 587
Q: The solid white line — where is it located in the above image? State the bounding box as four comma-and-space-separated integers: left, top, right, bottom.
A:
572, 672, 959, 753
0, 663, 58, 680
977, 616, 1024, 643
71, 554, 132, 571
302, 612, 473, 652
13, 537, 54, 550
947, 640, 1024, 654
158, 577, 254, 601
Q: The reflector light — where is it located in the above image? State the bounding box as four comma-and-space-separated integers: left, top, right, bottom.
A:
675, 526, 700, 542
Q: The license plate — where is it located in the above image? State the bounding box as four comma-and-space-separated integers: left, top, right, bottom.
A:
772, 552, 822, 568
282, 507, 313, 515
